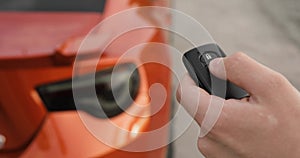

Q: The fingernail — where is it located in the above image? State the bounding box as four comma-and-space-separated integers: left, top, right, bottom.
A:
209, 58, 227, 79
209, 58, 222, 72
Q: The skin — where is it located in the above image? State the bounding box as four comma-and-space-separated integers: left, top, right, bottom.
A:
177, 52, 300, 158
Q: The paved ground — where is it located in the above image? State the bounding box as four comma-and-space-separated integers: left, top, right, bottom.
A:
171, 0, 300, 157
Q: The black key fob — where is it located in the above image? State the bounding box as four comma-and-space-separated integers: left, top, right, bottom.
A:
182, 43, 248, 99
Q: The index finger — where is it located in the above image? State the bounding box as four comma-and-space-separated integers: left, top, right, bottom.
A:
177, 74, 226, 137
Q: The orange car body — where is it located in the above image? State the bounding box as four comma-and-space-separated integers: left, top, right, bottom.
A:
0, 0, 172, 157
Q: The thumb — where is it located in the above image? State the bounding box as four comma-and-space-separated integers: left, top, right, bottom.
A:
209, 52, 287, 98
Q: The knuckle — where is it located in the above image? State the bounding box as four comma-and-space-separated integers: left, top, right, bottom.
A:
207, 100, 249, 142
267, 72, 288, 87
197, 138, 211, 156
233, 52, 246, 59
225, 52, 247, 69
207, 105, 231, 138
199, 97, 226, 136
212, 111, 228, 131
231, 52, 247, 62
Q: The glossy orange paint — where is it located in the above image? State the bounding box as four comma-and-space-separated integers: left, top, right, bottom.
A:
0, 0, 172, 157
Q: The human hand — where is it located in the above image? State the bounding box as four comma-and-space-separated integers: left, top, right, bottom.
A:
177, 52, 300, 158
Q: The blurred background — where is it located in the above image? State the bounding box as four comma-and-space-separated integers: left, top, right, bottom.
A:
171, 0, 300, 157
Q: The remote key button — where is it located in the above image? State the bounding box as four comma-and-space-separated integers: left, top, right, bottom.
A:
200, 52, 218, 64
